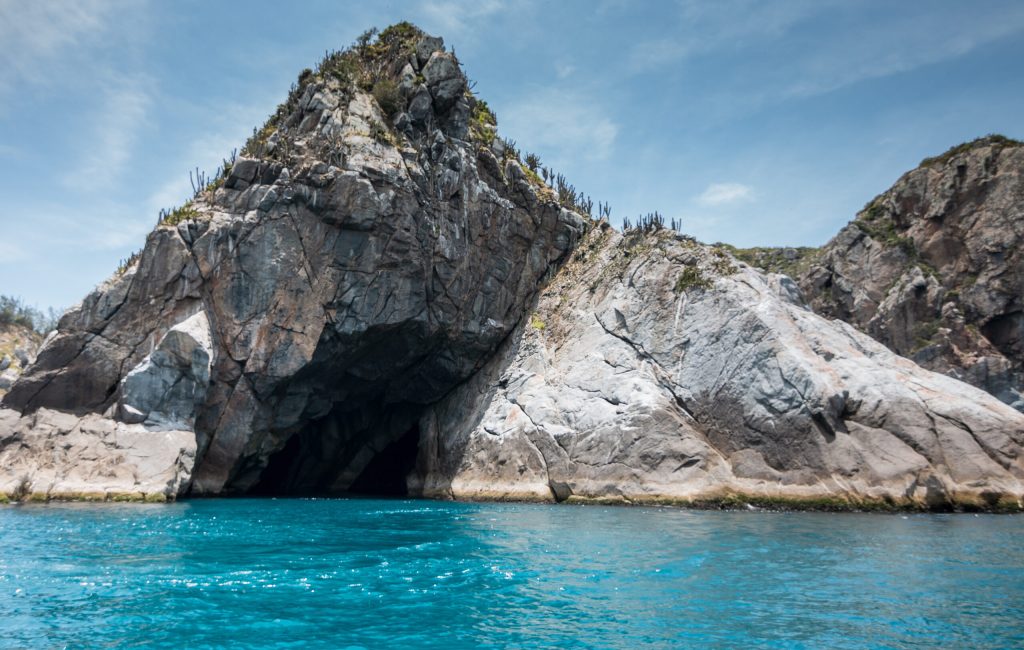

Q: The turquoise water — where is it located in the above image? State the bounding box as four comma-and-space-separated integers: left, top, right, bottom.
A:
1, 499, 1022, 649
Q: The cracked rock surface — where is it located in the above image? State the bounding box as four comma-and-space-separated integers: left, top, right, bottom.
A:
412, 227, 1024, 509
0, 407, 194, 501
2, 29, 584, 498
1, 28, 1022, 509
798, 137, 1024, 411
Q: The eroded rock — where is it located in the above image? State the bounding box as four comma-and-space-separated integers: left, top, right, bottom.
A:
0, 408, 195, 502
412, 228, 1024, 510
119, 311, 213, 428
2, 24, 585, 497
798, 136, 1024, 410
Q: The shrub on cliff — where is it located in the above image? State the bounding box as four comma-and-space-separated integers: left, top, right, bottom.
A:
0, 296, 58, 334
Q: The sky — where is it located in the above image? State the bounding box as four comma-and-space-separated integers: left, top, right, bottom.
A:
1, 0, 1023, 311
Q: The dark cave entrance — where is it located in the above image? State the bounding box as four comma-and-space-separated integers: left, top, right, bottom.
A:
249, 433, 307, 495
246, 416, 423, 497
347, 425, 421, 496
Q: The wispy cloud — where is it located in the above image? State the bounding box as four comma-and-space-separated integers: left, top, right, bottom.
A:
417, 0, 512, 42
0, 240, 29, 264
0, 0, 117, 97
779, 9, 1024, 100
697, 183, 753, 206
61, 76, 153, 193
500, 88, 618, 168
555, 62, 576, 79
627, 0, 826, 73
625, 0, 1024, 106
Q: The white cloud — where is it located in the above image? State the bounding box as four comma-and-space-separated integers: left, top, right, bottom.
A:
625, 0, 1024, 105
500, 88, 618, 168
0, 240, 29, 264
779, 10, 1024, 101
61, 76, 153, 193
627, 38, 693, 72
555, 62, 576, 79
417, 0, 511, 42
627, 0, 827, 72
697, 183, 753, 206
0, 0, 117, 97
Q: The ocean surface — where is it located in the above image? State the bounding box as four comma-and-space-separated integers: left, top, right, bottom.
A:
1, 499, 1022, 649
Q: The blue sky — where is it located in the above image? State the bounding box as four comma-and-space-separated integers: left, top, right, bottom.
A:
1, 0, 1023, 310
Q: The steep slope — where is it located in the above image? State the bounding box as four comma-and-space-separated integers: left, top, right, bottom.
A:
412, 226, 1024, 510
796, 136, 1023, 410
2, 27, 1022, 509
1, 24, 586, 499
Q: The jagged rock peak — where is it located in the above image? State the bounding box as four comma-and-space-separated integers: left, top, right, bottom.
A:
798, 134, 1024, 410
2, 22, 590, 499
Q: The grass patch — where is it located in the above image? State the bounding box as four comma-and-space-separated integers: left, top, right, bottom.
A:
158, 202, 201, 227
912, 318, 943, 352
529, 313, 546, 331
470, 98, 498, 146
716, 244, 819, 277
372, 78, 402, 118
674, 266, 712, 293
854, 199, 919, 258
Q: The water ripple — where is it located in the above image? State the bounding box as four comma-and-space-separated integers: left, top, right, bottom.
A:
1, 500, 1022, 648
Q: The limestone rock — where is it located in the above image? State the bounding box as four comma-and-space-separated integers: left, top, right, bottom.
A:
0, 407, 195, 501
412, 228, 1024, 510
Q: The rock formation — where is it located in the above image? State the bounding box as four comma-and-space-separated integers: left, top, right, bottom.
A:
411, 227, 1024, 509
1, 25, 1022, 509
0, 408, 194, 503
1, 24, 584, 501
733, 136, 1024, 411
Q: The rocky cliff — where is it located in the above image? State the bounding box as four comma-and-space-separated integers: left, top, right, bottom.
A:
1, 24, 585, 500
410, 226, 1024, 510
1, 26, 1022, 509
735, 136, 1024, 411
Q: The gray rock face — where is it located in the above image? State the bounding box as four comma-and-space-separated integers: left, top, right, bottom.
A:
422, 52, 465, 113
411, 227, 1024, 509
0, 408, 194, 502
798, 136, 1024, 410
2, 27, 1021, 510
3, 26, 585, 497
118, 311, 213, 428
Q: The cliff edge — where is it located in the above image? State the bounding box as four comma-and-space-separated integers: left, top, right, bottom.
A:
1, 27, 1021, 509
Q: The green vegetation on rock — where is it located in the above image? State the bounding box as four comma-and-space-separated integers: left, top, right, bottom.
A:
674, 266, 712, 293
717, 244, 820, 278
159, 202, 201, 227
0, 295, 57, 334
470, 98, 498, 146
919, 134, 1023, 168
